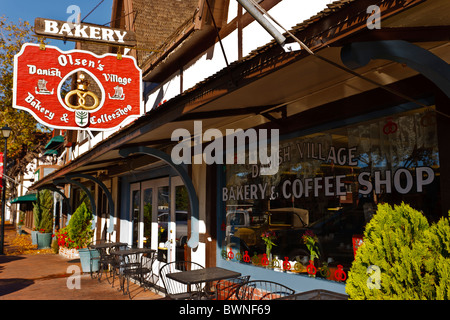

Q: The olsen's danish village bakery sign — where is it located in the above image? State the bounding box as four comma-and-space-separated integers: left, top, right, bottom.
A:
13, 20, 141, 131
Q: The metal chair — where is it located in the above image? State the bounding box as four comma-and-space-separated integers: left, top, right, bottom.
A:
88, 240, 128, 285
235, 280, 295, 300
87, 240, 113, 282
159, 261, 205, 300
121, 250, 157, 299
215, 275, 250, 300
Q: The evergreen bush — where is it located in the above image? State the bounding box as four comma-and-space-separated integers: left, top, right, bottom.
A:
33, 190, 53, 233
66, 202, 94, 249
346, 202, 450, 300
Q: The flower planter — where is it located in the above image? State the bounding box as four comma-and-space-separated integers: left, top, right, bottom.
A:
78, 248, 100, 273
31, 231, 39, 245
58, 247, 100, 272
17, 226, 24, 235
37, 232, 52, 249
58, 246, 80, 259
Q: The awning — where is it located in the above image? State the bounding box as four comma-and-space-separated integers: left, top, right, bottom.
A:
44, 135, 64, 150
11, 193, 37, 204
43, 149, 58, 156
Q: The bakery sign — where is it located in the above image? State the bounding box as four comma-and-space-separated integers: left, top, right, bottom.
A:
13, 43, 143, 131
34, 18, 136, 47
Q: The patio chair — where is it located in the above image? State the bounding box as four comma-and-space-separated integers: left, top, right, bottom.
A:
121, 250, 157, 299
87, 240, 114, 282
215, 275, 250, 300
235, 280, 295, 300
87, 240, 128, 286
159, 261, 205, 300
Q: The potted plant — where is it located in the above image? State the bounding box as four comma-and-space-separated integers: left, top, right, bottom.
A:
55, 228, 79, 258
261, 230, 277, 267
31, 227, 38, 245
17, 211, 25, 235
302, 230, 320, 277
56, 202, 99, 272
33, 190, 54, 249
347, 203, 450, 299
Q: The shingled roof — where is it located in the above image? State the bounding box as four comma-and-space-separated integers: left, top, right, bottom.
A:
131, 0, 199, 66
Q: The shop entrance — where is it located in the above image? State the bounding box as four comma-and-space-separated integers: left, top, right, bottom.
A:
129, 176, 189, 264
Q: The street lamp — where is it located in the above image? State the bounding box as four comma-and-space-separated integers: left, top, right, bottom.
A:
0, 124, 12, 255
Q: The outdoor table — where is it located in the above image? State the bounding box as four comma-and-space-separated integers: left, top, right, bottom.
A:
89, 242, 128, 250
166, 267, 241, 299
88, 242, 128, 282
111, 247, 156, 257
111, 248, 156, 271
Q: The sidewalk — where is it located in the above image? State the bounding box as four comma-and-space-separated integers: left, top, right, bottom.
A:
0, 223, 165, 300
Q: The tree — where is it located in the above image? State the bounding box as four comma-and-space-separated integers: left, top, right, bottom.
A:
67, 202, 94, 249
0, 16, 51, 177
33, 189, 53, 233
346, 202, 450, 299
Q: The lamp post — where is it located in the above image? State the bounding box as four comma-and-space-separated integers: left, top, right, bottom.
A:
0, 125, 12, 255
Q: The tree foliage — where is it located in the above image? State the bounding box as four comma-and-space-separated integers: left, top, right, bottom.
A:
346, 203, 450, 300
33, 189, 53, 233
66, 202, 94, 249
0, 16, 50, 176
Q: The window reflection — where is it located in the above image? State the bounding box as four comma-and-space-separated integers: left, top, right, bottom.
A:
221, 107, 441, 282
157, 186, 169, 246
143, 188, 152, 248
132, 190, 140, 248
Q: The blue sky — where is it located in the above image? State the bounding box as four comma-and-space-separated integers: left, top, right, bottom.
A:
1, 0, 114, 49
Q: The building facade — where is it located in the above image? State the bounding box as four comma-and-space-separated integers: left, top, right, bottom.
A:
28, 0, 450, 295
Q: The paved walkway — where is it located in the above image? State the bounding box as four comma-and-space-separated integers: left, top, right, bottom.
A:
0, 223, 165, 300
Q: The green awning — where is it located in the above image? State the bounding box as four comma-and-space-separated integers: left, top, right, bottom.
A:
43, 149, 58, 155
44, 135, 64, 150
11, 193, 37, 204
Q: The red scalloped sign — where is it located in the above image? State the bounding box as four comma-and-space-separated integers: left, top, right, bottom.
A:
13, 43, 143, 131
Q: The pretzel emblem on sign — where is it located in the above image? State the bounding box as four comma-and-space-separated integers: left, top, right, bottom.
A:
65, 74, 100, 110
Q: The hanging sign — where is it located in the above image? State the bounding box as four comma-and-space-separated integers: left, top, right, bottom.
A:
13, 43, 143, 131
34, 18, 136, 47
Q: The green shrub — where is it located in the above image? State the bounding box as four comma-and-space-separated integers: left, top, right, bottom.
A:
346, 202, 450, 300
66, 202, 94, 249
33, 190, 53, 233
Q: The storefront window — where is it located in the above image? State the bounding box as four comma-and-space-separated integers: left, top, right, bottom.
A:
157, 186, 170, 246
221, 107, 441, 283
143, 188, 152, 248
131, 189, 140, 248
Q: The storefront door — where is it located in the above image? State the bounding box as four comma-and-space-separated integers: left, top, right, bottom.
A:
129, 176, 189, 265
